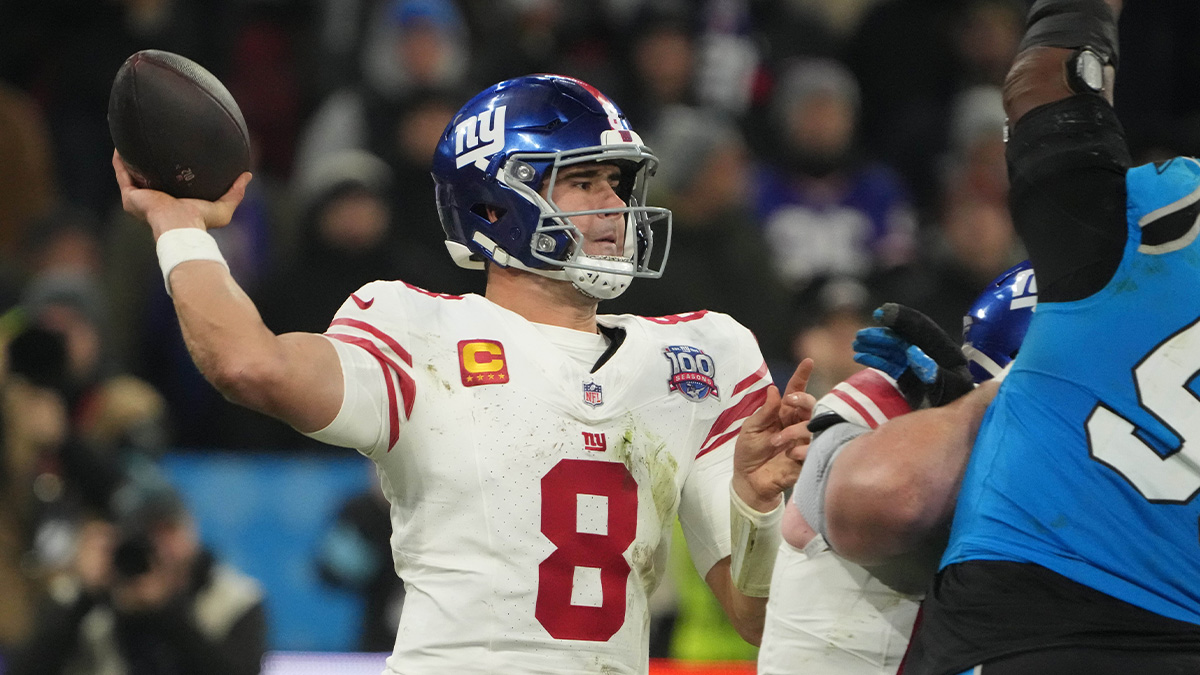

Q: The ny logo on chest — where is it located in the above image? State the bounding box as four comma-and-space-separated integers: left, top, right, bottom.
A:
582, 431, 606, 452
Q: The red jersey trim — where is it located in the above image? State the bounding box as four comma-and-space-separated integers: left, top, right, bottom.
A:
327, 333, 416, 451
696, 384, 770, 459
328, 318, 414, 367
829, 388, 881, 429
827, 369, 912, 429
845, 369, 911, 420
731, 361, 769, 397
402, 281, 463, 300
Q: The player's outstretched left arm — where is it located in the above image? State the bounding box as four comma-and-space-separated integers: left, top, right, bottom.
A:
706, 359, 815, 644
114, 151, 344, 435
824, 381, 998, 566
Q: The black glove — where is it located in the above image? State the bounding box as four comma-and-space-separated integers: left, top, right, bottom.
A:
852, 303, 974, 409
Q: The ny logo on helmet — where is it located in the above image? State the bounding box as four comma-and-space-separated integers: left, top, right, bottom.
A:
1008, 266, 1036, 310
455, 106, 507, 171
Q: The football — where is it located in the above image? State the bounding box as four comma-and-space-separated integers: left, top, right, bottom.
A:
108, 49, 250, 201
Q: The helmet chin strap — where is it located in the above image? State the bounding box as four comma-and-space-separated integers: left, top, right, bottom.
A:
472, 231, 637, 300
481, 241, 635, 300
568, 255, 635, 300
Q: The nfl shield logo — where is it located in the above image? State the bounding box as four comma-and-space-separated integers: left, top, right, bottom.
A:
583, 381, 604, 407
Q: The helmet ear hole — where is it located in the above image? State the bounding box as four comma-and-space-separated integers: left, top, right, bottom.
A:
471, 204, 507, 223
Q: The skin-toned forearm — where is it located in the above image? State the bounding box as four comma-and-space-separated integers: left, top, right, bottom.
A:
169, 263, 280, 400
1003, 0, 1122, 125
160, 243, 268, 370
168, 261, 341, 432
824, 383, 999, 566
115, 153, 342, 433
705, 557, 767, 646
705, 361, 815, 645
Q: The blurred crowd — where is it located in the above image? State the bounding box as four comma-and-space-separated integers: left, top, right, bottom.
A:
0, 0, 1198, 668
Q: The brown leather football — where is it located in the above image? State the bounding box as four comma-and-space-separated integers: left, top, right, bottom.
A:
108, 50, 250, 200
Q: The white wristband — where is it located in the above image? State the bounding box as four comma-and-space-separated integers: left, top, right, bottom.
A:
729, 482, 784, 597
156, 228, 229, 297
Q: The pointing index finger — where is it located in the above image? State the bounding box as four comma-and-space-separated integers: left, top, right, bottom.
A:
779, 359, 816, 428
783, 358, 814, 398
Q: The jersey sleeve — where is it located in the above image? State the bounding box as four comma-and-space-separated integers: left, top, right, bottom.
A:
305, 281, 419, 458
794, 367, 911, 542
303, 337, 390, 455
679, 442, 736, 578
678, 316, 774, 577
811, 367, 912, 430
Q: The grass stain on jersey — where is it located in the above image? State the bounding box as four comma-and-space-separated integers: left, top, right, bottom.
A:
610, 422, 680, 590
425, 363, 453, 391
592, 656, 624, 674
611, 424, 679, 527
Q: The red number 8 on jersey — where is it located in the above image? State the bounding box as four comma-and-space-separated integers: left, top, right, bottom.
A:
536, 459, 638, 641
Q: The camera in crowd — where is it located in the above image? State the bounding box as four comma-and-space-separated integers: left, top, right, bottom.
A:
110, 483, 187, 580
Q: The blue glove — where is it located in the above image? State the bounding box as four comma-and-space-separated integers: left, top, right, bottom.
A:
853, 304, 974, 409
852, 327, 940, 384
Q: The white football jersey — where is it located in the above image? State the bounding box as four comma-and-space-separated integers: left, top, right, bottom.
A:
306, 281, 773, 675
757, 537, 920, 675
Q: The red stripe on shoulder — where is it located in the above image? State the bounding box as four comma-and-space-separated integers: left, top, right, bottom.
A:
328, 333, 416, 451
328, 318, 413, 367
732, 361, 769, 397
696, 385, 770, 458
829, 388, 880, 429
696, 426, 740, 460
642, 310, 710, 325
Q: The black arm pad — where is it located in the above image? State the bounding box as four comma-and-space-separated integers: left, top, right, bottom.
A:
1007, 94, 1129, 303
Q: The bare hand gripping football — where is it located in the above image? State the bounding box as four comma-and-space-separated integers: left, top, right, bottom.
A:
108, 49, 251, 201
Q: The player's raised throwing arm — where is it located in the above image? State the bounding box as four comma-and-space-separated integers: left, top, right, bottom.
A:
113, 151, 344, 435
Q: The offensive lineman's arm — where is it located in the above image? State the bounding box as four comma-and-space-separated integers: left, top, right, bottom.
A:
823, 382, 998, 566
114, 152, 344, 433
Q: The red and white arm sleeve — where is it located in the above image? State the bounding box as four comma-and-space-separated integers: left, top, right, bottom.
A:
793, 367, 914, 542
813, 367, 913, 430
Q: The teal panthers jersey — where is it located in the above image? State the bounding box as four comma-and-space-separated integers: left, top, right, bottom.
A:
942, 158, 1200, 626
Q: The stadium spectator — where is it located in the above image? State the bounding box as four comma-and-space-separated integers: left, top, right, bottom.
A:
6, 485, 267, 675
751, 58, 916, 318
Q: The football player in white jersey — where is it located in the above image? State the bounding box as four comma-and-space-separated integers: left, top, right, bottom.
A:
757, 263, 1035, 675
112, 74, 814, 674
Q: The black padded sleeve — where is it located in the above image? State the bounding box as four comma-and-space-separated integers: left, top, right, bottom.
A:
1006, 94, 1131, 303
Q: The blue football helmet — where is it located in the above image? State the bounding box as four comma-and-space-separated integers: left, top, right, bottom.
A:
431, 74, 672, 299
961, 260, 1036, 382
